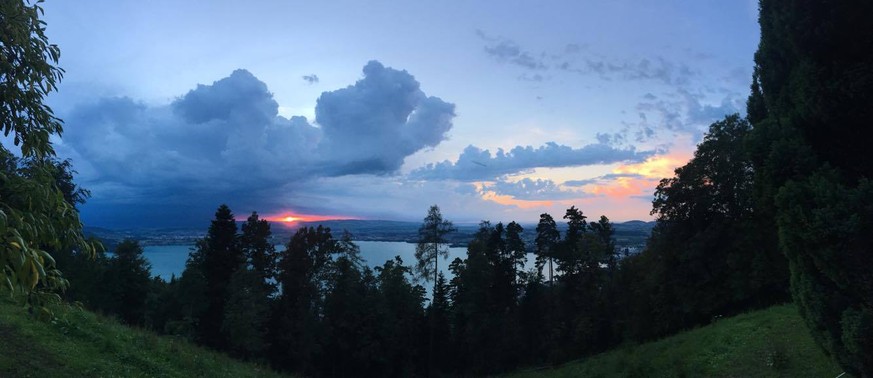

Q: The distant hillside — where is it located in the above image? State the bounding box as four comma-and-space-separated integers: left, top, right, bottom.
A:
508, 304, 841, 378
0, 299, 285, 377
87, 219, 655, 251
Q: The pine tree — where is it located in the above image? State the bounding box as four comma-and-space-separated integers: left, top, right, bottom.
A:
240, 211, 278, 291
414, 205, 455, 374
195, 204, 243, 349
535, 213, 560, 284
103, 239, 152, 325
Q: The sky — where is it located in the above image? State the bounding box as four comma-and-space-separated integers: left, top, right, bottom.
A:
40, 0, 761, 228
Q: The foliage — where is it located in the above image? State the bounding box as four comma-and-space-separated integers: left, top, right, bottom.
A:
0, 0, 97, 312
0, 0, 64, 158
414, 204, 456, 285
101, 239, 151, 325
240, 212, 278, 292
222, 266, 271, 360
190, 204, 243, 348
534, 213, 560, 283
751, 0, 873, 374
0, 148, 97, 312
619, 114, 789, 341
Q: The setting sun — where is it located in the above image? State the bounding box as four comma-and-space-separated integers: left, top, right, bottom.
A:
264, 211, 357, 226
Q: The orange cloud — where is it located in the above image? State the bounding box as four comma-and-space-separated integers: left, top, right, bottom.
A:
585, 176, 661, 199
470, 140, 695, 219
580, 144, 694, 200
480, 190, 557, 209
613, 151, 691, 179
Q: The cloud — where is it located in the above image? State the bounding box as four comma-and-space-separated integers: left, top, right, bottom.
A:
564, 173, 646, 187
314, 61, 455, 175
483, 178, 582, 201
475, 30, 694, 85
410, 142, 653, 181
477, 30, 547, 71
561, 56, 696, 86
633, 88, 741, 136
60, 61, 455, 227
302, 74, 319, 84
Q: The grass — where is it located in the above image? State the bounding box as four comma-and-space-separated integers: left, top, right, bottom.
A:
0, 298, 285, 378
509, 304, 844, 378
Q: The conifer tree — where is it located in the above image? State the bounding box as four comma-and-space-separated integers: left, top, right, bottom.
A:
195, 204, 243, 349
752, 1, 873, 374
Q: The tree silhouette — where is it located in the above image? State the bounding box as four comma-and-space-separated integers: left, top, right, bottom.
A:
195, 204, 243, 349
414, 204, 455, 375
535, 213, 560, 284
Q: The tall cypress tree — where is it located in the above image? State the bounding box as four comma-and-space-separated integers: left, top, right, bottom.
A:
752, 1, 873, 374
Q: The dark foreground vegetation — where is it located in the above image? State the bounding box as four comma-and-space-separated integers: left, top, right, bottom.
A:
2, 0, 872, 376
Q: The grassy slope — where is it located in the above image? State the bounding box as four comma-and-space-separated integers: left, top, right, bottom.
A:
0, 299, 284, 378
510, 304, 843, 378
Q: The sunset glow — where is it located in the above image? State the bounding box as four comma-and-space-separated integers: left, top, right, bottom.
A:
480, 191, 559, 209
584, 176, 661, 199
613, 151, 693, 179
264, 212, 357, 226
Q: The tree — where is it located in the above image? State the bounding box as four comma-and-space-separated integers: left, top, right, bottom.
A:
222, 265, 271, 360
629, 115, 789, 340
563, 206, 587, 245
535, 213, 560, 284
752, 1, 873, 374
428, 271, 451, 373
192, 204, 243, 349
374, 256, 426, 376
102, 239, 152, 325
413, 204, 455, 375
272, 225, 337, 373
0, 0, 97, 312
414, 205, 456, 286
505, 221, 526, 286
240, 211, 277, 291
1, 0, 64, 158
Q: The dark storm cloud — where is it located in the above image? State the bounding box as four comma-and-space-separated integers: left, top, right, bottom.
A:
61, 61, 454, 227
302, 74, 320, 84
410, 142, 653, 182
314, 61, 455, 175
484, 178, 582, 200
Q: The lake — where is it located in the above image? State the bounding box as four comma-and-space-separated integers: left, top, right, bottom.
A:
143, 241, 472, 282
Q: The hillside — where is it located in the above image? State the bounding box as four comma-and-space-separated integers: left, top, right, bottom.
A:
0, 299, 284, 378
509, 304, 843, 378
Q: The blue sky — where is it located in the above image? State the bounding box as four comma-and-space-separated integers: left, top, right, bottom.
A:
42, 1, 761, 228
